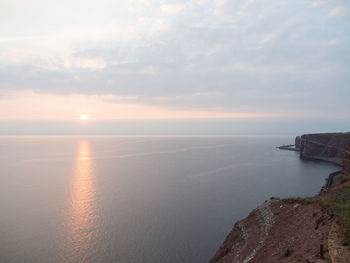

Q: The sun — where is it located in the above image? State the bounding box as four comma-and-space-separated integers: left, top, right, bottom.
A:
80, 114, 88, 120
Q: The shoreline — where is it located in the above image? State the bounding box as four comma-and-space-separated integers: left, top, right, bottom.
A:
277, 143, 342, 191
300, 154, 342, 166
321, 170, 342, 191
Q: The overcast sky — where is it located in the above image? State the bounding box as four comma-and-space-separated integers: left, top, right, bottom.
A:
0, 0, 349, 133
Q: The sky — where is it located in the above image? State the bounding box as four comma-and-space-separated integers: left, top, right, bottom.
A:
0, 0, 349, 135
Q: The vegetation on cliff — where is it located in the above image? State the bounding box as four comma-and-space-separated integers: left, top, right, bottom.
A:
286, 184, 350, 246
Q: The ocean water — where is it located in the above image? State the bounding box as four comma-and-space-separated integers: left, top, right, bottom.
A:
0, 136, 339, 263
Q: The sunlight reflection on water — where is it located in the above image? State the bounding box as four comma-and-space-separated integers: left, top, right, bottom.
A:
61, 140, 99, 262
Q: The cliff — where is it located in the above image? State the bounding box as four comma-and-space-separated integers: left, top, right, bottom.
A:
211, 133, 350, 263
210, 198, 350, 263
298, 133, 350, 165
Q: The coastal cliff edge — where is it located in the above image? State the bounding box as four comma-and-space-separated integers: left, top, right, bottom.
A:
210, 133, 350, 263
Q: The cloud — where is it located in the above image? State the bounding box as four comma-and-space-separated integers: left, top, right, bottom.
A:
261, 33, 276, 43
191, 0, 210, 5
329, 39, 342, 45
160, 4, 187, 14
0, 0, 349, 120
0, 90, 282, 120
312, 1, 324, 8
328, 7, 349, 19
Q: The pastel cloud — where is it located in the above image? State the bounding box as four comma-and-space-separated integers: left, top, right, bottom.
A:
0, 0, 349, 120
0, 90, 280, 120
160, 4, 186, 14
328, 6, 349, 19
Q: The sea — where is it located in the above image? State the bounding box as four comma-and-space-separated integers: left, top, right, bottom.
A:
0, 136, 340, 263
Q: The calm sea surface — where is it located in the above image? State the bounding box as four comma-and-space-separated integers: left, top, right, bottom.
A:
0, 136, 339, 263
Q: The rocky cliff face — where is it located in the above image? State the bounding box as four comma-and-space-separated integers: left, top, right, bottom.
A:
298, 133, 350, 165
343, 141, 350, 176
209, 199, 346, 263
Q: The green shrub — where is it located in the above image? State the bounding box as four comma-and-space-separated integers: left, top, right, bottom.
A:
282, 248, 290, 257
318, 186, 350, 245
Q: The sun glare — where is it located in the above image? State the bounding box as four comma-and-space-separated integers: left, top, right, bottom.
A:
80, 114, 88, 120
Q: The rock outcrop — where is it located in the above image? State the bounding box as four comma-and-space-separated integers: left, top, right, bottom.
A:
298, 133, 350, 165
210, 199, 342, 263
210, 201, 275, 263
